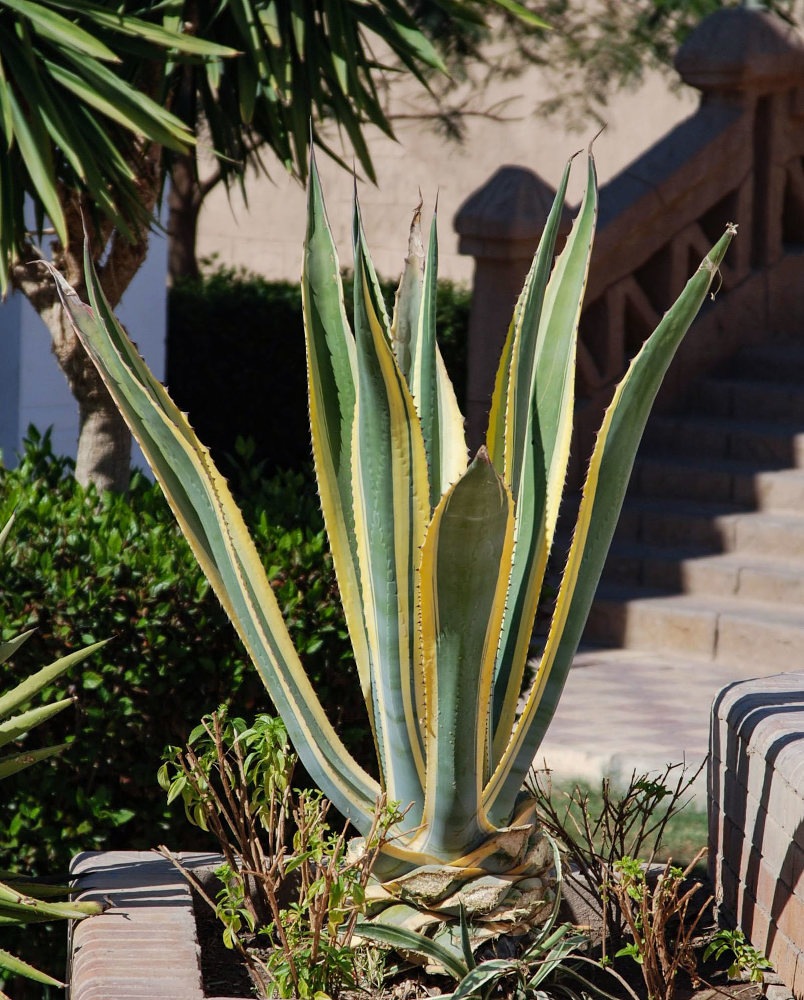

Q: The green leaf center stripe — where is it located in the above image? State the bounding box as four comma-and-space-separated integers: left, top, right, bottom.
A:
416, 450, 513, 856
409, 213, 441, 507
351, 251, 429, 817
302, 159, 372, 720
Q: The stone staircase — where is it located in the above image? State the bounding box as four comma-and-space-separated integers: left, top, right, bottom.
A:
582, 338, 804, 676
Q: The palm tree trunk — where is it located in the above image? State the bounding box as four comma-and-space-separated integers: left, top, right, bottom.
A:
168, 152, 202, 284
11, 176, 159, 493
75, 383, 133, 491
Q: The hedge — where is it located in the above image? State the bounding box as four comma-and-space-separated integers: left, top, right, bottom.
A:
0, 430, 369, 878
167, 263, 470, 475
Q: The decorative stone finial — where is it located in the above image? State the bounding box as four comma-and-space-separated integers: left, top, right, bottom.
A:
454, 166, 571, 260
675, 6, 804, 94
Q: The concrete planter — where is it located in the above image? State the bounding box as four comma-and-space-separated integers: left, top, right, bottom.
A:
69, 850, 235, 1000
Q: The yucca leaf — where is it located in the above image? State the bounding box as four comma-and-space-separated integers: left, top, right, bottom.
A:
0, 629, 33, 667
45, 1, 237, 58
56, 52, 194, 152
484, 225, 737, 825
302, 152, 372, 724
353, 0, 446, 76
490, 154, 595, 765
1, 0, 119, 61
0, 947, 62, 987
0, 53, 14, 144
49, 259, 381, 835
0, 698, 74, 749
0, 743, 68, 780
489, 0, 550, 27
351, 198, 429, 822
415, 449, 513, 857
0, 880, 101, 920
5, 84, 66, 245
0, 641, 105, 719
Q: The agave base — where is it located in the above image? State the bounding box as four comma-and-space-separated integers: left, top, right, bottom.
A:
357, 812, 557, 961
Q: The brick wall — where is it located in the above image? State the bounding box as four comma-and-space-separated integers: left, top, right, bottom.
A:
709, 673, 804, 998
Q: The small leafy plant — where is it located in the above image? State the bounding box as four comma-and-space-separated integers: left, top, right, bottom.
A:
159, 709, 399, 998
609, 851, 711, 1000
703, 928, 773, 983
528, 762, 703, 956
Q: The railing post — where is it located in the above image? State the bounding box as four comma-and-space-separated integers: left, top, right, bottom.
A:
454, 167, 570, 453
675, 6, 804, 270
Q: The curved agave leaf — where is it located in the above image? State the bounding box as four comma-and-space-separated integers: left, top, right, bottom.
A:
354, 917, 469, 980
390, 201, 424, 381
50, 258, 381, 835
414, 448, 513, 858
0, 743, 68, 780
351, 198, 430, 822
0, 880, 100, 921
486, 156, 575, 474
0, 699, 74, 749
0, 628, 34, 666
484, 225, 737, 825
489, 154, 594, 767
0, 640, 106, 776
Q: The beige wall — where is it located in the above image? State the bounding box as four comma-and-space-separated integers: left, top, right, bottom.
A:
197, 58, 699, 286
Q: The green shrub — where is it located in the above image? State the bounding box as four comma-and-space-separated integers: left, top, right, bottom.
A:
0, 429, 363, 876
167, 262, 470, 474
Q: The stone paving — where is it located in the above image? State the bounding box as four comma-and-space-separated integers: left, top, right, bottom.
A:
535, 646, 745, 803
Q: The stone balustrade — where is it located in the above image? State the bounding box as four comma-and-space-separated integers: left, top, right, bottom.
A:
456, 6, 804, 480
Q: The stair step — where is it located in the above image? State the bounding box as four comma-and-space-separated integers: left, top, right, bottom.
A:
585, 588, 804, 668
686, 377, 804, 424
643, 414, 804, 467
574, 339, 804, 679
602, 545, 804, 603
615, 498, 804, 557
634, 456, 804, 512
723, 341, 804, 383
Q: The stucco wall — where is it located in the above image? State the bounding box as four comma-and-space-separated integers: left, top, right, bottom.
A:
197, 61, 698, 285
0, 226, 167, 472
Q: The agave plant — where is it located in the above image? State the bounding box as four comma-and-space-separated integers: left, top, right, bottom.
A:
0, 517, 105, 990
47, 149, 734, 953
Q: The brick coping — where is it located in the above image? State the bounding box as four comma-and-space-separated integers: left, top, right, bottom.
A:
68, 849, 240, 1000
709, 672, 804, 1000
